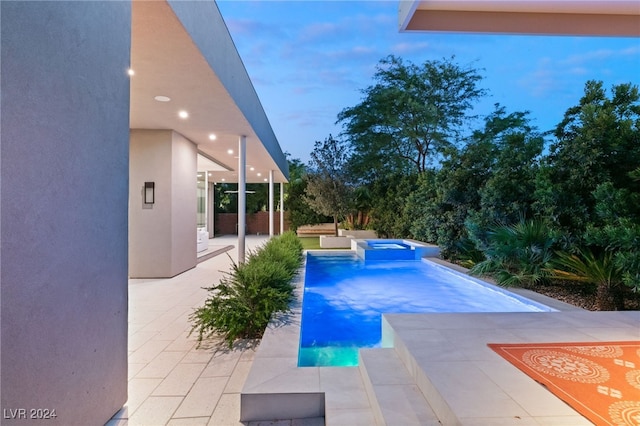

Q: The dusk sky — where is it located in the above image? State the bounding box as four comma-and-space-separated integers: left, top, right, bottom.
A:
216, 1, 640, 164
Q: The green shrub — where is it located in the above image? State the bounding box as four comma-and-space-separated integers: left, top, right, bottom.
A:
469, 218, 559, 288
549, 248, 625, 311
190, 232, 304, 347
238, 252, 294, 298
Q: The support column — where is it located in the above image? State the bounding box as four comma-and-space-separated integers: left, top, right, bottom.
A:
238, 135, 246, 263
208, 182, 215, 239
269, 170, 274, 237
280, 182, 285, 235
204, 168, 208, 233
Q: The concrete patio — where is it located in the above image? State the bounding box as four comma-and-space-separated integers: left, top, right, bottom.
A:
107, 235, 324, 425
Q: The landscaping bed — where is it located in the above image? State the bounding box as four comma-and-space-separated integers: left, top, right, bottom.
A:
533, 281, 640, 311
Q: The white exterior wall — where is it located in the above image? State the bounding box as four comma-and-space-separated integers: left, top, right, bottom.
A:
129, 130, 197, 278
0, 2, 130, 424
171, 132, 198, 274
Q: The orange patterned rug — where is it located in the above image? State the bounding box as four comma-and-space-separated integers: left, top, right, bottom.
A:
488, 341, 640, 426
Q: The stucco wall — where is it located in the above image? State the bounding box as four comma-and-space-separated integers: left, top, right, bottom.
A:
171, 132, 198, 275
129, 130, 197, 278
129, 130, 173, 277
0, 2, 130, 424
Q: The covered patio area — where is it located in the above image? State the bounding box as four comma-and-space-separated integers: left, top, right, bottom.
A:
128, 0, 290, 279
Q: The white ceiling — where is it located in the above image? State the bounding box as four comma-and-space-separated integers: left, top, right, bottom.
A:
400, 0, 640, 35
129, 1, 288, 184
410, 1, 640, 15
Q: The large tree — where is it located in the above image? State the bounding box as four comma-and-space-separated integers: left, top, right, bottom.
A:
337, 55, 486, 177
534, 80, 640, 233
368, 172, 420, 238
583, 172, 640, 295
304, 135, 352, 236
284, 155, 331, 231
409, 105, 542, 256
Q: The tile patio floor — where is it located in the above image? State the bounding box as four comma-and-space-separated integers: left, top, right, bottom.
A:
107, 236, 321, 426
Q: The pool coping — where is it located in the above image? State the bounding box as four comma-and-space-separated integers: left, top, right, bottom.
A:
240, 255, 329, 422
239, 250, 627, 423
427, 257, 584, 312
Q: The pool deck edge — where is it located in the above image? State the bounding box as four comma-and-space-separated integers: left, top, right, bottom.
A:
383, 311, 640, 425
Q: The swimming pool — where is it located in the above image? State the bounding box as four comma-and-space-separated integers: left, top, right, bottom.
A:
298, 252, 555, 367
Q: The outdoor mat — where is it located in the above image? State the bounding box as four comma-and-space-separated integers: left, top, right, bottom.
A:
488, 341, 640, 426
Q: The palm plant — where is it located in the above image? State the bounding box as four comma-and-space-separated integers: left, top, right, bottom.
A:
469, 218, 558, 288
452, 237, 485, 269
549, 248, 625, 311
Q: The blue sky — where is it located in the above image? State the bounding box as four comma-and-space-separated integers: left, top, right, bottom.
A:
216, 1, 640, 163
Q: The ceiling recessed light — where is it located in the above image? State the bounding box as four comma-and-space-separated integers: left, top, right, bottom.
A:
263, 178, 268, 182
178, 110, 189, 119
127, 68, 135, 76
208, 173, 212, 177
257, 173, 262, 177
154, 95, 171, 102
221, 178, 226, 182
208, 134, 217, 141
250, 167, 255, 171
227, 149, 233, 155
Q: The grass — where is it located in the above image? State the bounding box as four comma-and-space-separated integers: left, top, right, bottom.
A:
298, 236, 349, 250
299, 236, 322, 250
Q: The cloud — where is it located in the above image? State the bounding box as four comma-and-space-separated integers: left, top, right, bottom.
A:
561, 45, 640, 66
281, 109, 333, 129
280, 67, 359, 98
275, 40, 379, 95
391, 41, 431, 55
299, 22, 347, 43
249, 75, 274, 88
516, 57, 562, 98
348, 11, 396, 30
318, 69, 360, 88
224, 18, 287, 39
621, 45, 640, 56
323, 45, 378, 63
517, 43, 640, 99
562, 49, 616, 65
568, 67, 589, 76
294, 7, 395, 46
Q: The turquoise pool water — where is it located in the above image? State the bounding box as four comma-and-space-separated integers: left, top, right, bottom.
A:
298, 252, 554, 367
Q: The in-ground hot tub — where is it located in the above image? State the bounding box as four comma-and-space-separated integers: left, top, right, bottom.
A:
351, 238, 440, 260
367, 241, 409, 249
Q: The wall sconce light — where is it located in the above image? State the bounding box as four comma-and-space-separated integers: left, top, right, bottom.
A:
144, 182, 155, 204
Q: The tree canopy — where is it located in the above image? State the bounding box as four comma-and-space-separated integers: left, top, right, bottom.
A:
337, 55, 486, 177
284, 155, 331, 231
304, 135, 353, 235
534, 80, 640, 232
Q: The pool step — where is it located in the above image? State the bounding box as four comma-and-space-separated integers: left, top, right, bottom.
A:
359, 348, 441, 425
